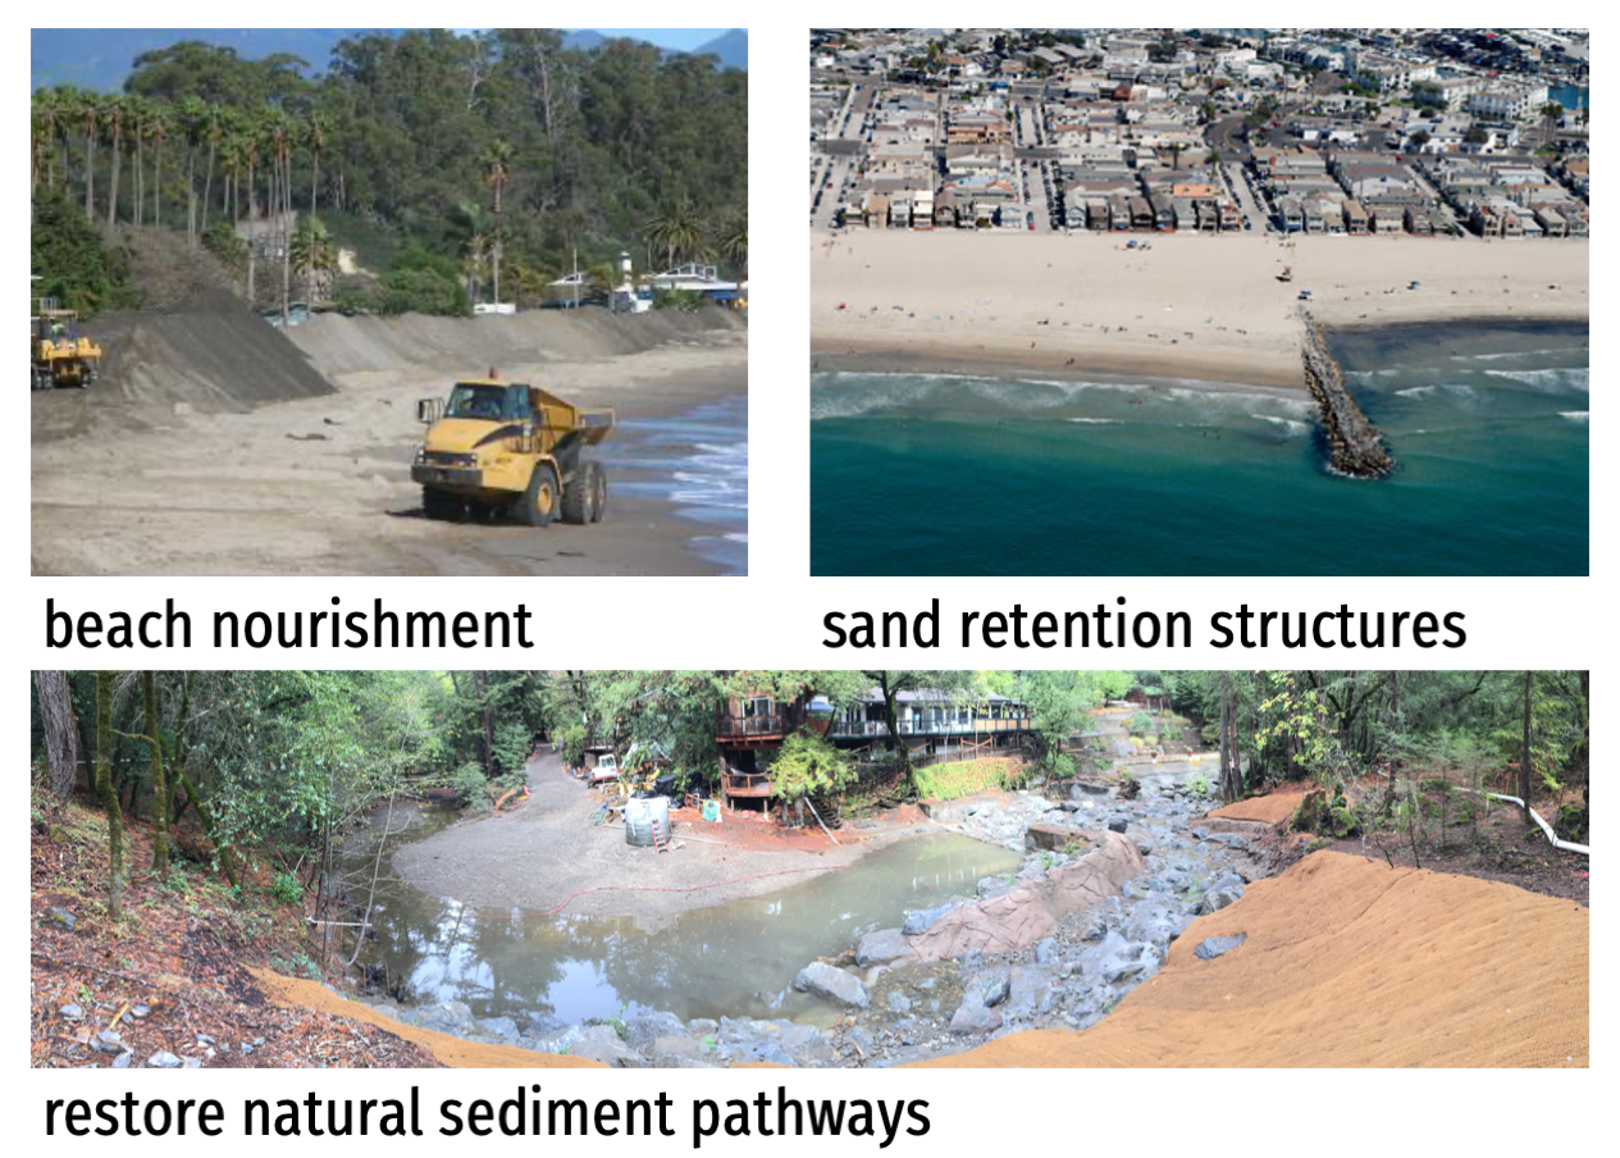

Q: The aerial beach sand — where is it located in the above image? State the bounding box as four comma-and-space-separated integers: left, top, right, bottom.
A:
811, 231, 1589, 388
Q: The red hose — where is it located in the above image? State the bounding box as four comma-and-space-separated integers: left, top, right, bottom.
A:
465, 864, 847, 919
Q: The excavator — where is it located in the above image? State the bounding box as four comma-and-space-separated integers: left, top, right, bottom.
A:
30, 300, 102, 390
412, 371, 613, 526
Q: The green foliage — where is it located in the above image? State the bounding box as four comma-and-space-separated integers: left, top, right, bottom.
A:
1128, 711, 1155, 736
38, 31, 747, 288
914, 757, 1026, 802
31, 186, 140, 316
768, 731, 855, 800
555, 724, 588, 770
373, 265, 468, 316
653, 288, 706, 312
201, 222, 249, 268
1185, 773, 1211, 796
448, 760, 488, 806
270, 872, 303, 905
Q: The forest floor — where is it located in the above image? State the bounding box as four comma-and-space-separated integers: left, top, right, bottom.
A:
1212, 777, 1590, 907
391, 750, 930, 918
29, 792, 438, 1069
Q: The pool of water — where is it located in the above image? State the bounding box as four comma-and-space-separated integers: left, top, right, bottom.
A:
346, 811, 1021, 1026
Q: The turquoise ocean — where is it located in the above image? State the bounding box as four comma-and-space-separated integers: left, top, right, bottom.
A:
810, 322, 1587, 576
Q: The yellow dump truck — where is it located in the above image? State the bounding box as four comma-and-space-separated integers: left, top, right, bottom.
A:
31, 304, 102, 390
412, 374, 614, 525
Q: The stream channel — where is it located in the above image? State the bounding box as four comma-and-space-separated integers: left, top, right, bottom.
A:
344, 804, 1021, 1028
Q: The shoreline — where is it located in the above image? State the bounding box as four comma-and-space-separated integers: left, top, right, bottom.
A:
810, 343, 1304, 395
811, 232, 1587, 393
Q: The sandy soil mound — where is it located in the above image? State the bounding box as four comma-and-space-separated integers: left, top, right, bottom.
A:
913, 851, 1588, 1067
903, 831, 1143, 963
85, 288, 334, 413
250, 970, 598, 1069
1208, 792, 1312, 827
288, 306, 745, 382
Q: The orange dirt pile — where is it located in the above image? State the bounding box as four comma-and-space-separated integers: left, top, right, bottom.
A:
909, 851, 1588, 1068
1208, 792, 1311, 827
249, 969, 605, 1069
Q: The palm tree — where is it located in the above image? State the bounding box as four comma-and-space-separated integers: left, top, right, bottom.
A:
79, 90, 101, 220
715, 212, 747, 277
644, 199, 707, 271
306, 112, 328, 220
103, 95, 126, 227
147, 104, 169, 228
290, 216, 337, 303
484, 139, 512, 305
179, 96, 209, 247
30, 94, 56, 191
129, 96, 145, 227
1539, 101, 1564, 150
199, 103, 224, 236
460, 231, 490, 303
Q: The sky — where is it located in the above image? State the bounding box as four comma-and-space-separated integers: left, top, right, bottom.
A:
589, 29, 732, 50
452, 29, 733, 50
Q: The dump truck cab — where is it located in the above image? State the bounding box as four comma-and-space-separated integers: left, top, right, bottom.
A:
412, 373, 613, 526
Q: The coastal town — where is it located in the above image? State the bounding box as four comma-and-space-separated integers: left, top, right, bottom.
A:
811, 28, 1590, 241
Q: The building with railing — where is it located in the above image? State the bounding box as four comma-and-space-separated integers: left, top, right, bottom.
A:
712, 685, 1033, 808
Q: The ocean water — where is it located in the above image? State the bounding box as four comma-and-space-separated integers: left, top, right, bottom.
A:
604, 393, 748, 575
811, 322, 1587, 576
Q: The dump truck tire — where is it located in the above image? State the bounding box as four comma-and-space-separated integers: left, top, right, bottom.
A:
590, 463, 607, 523
561, 460, 603, 525
423, 488, 461, 521
518, 464, 559, 527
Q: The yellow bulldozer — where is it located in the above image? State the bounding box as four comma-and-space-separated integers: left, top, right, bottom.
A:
30, 302, 102, 390
412, 372, 614, 525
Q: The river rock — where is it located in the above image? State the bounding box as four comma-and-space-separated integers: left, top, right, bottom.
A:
856, 927, 911, 966
478, 1016, 520, 1040
571, 1025, 646, 1068
902, 901, 960, 936
146, 1051, 182, 1068
526, 1012, 569, 1039
650, 1035, 720, 1068
421, 1000, 475, 1034
1199, 889, 1241, 916
887, 991, 913, 1014
1033, 937, 1059, 966
1195, 933, 1248, 961
58, 1004, 84, 1021
793, 961, 870, 1010
948, 999, 1003, 1035
44, 907, 78, 932
978, 971, 1011, 1008
623, 1011, 688, 1050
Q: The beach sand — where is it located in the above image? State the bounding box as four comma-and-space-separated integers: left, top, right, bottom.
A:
811, 231, 1588, 388
31, 328, 747, 576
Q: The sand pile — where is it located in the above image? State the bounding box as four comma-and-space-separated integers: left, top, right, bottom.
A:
916, 851, 1589, 1068
1207, 791, 1313, 828
249, 969, 596, 1069
86, 288, 334, 412
288, 305, 745, 382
